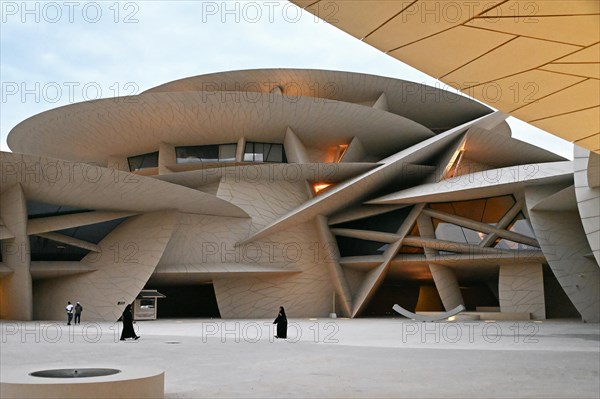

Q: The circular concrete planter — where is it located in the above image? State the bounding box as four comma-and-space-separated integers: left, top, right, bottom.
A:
0, 365, 164, 399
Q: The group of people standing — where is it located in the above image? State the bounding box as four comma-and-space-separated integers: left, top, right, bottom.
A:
65, 302, 286, 341
65, 301, 83, 325
64, 301, 138, 340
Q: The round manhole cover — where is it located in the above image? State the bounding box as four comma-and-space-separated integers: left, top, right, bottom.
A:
30, 368, 121, 378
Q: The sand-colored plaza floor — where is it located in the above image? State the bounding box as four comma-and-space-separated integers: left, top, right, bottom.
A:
1, 318, 599, 398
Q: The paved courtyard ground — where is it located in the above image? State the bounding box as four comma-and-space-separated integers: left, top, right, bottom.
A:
1, 318, 599, 398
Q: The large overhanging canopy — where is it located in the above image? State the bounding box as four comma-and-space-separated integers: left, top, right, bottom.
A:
291, 0, 599, 153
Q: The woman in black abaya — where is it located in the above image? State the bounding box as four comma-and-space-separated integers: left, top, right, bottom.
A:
273, 306, 287, 339
120, 304, 139, 341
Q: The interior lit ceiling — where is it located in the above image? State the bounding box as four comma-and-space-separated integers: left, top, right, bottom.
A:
291, 0, 600, 153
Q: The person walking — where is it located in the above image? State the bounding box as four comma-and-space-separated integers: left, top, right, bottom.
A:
120, 304, 139, 341
273, 306, 287, 339
74, 302, 83, 324
65, 301, 74, 325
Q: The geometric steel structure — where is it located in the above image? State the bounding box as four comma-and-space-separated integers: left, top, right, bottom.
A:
1, 69, 598, 322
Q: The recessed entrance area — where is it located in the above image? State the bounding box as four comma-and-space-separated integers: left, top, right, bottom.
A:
144, 283, 221, 319
362, 280, 421, 317
362, 279, 500, 317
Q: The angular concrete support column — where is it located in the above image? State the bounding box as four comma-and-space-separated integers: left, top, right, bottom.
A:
372, 92, 389, 111
428, 264, 464, 311
526, 185, 600, 322
417, 214, 464, 311
480, 200, 525, 247
315, 215, 352, 317
304, 180, 315, 199
0, 184, 32, 320
283, 127, 309, 164
351, 204, 424, 317
351, 240, 402, 318
340, 137, 366, 163
236, 137, 246, 162
499, 263, 546, 319
158, 142, 176, 175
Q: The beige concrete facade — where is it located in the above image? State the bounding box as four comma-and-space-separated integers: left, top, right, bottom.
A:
1, 69, 598, 322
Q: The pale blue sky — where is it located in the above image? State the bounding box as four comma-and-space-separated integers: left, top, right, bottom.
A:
0, 0, 572, 158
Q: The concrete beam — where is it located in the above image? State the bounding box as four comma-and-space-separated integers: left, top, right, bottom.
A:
27, 211, 137, 235
417, 213, 464, 311
480, 200, 525, 247
315, 215, 353, 317
36, 232, 101, 253
422, 207, 539, 247
284, 127, 309, 164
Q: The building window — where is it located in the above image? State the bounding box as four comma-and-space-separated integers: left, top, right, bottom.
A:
128, 151, 158, 171
175, 144, 237, 164
313, 183, 331, 194
243, 142, 286, 163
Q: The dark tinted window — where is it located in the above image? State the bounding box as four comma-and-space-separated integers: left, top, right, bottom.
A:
27, 200, 90, 219
128, 152, 158, 171
243, 142, 286, 163
175, 144, 237, 163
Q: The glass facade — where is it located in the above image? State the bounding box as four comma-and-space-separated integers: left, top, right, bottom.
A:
243, 142, 286, 163
175, 144, 237, 163
128, 151, 159, 171
435, 222, 483, 245
430, 195, 516, 224
495, 213, 538, 250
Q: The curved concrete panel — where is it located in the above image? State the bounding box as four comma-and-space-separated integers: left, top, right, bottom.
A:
526, 185, 600, 322
8, 91, 434, 165
154, 162, 379, 188
573, 146, 600, 266
392, 303, 465, 321
417, 213, 464, 311
30, 262, 97, 280
0, 152, 248, 218
0, 184, 32, 320
143, 68, 492, 130
371, 161, 574, 204
32, 211, 178, 321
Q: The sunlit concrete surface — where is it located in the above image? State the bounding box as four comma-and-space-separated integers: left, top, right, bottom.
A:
1, 318, 599, 398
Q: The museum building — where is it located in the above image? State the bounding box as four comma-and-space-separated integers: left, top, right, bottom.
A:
1, 69, 598, 322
